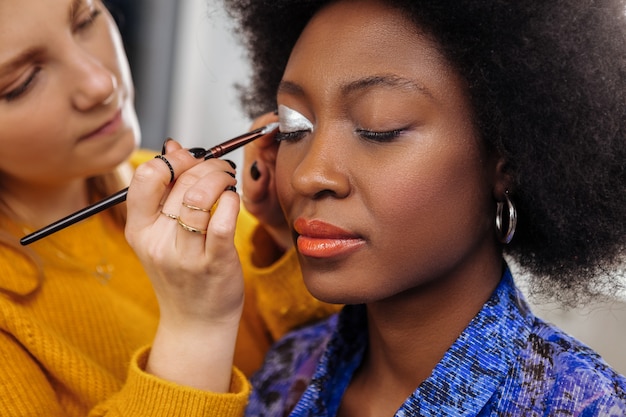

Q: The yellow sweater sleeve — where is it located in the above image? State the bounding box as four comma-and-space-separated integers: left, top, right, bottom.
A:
132, 149, 341, 376
0, 149, 339, 416
91, 347, 250, 417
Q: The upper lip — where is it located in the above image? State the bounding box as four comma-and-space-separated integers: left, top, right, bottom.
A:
294, 218, 361, 239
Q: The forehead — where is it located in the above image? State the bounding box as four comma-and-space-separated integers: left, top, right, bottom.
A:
0, 0, 90, 34
283, 0, 464, 103
0, 0, 92, 64
0, 0, 70, 24
0, 0, 65, 43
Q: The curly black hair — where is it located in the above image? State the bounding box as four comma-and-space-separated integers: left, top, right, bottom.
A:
222, 0, 626, 305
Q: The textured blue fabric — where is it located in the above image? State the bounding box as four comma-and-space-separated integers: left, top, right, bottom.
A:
246, 269, 626, 416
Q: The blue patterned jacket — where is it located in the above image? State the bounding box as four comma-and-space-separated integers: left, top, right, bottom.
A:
246, 270, 626, 416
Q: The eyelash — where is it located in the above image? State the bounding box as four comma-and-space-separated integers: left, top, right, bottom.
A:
274, 128, 404, 143
356, 128, 404, 142
3, 68, 41, 102
275, 131, 308, 142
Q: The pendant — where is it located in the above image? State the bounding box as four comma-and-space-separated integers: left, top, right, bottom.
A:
95, 263, 114, 284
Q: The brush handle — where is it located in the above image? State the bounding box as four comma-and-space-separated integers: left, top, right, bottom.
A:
20, 123, 279, 246
20, 122, 279, 246
20, 188, 128, 245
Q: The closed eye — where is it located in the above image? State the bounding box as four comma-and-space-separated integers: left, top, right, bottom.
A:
356, 128, 404, 142
274, 130, 310, 142
74, 6, 102, 32
276, 104, 314, 142
3, 68, 41, 102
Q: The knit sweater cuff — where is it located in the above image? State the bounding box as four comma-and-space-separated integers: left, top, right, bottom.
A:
111, 346, 250, 416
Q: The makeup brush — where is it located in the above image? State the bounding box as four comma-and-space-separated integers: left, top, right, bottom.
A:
20, 122, 279, 245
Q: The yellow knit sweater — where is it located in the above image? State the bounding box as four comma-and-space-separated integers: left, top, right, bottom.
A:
0, 151, 339, 416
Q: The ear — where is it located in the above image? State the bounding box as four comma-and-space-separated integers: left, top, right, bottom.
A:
492, 155, 514, 201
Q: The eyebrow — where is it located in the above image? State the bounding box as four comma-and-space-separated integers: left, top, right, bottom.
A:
0, 48, 41, 79
277, 73, 433, 100
342, 74, 433, 98
277, 80, 305, 96
0, 0, 83, 81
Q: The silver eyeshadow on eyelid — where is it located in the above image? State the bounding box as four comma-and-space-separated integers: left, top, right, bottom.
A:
278, 104, 314, 133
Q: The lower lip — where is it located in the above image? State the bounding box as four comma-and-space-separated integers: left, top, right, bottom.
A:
81, 111, 123, 141
297, 236, 366, 258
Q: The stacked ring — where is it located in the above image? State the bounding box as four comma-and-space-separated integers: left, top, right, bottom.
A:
182, 201, 211, 212
177, 217, 208, 234
160, 210, 178, 220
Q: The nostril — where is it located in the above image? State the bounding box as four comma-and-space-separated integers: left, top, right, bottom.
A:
313, 189, 340, 200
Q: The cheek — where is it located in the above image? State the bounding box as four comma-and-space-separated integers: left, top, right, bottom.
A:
0, 108, 64, 165
370, 145, 491, 251
275, 145, 295, 209
367, 172, 442, 236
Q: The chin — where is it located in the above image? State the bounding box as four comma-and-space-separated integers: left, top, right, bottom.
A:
303, 275, 372, 305
87, 134, 137, 177
113, 129, 139, 160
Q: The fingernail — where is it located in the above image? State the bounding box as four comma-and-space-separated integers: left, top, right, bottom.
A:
224, 159, 237, 169
225, 185, 237, 193
188, 147, 206, 159
224, 171, 236, 178
250, 161, 261, 181
161, 138, 173, 155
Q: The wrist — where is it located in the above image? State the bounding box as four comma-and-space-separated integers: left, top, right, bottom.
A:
147, 319, 240, 392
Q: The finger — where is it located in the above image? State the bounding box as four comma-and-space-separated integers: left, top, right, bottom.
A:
242, 112, 280, 205
204, 187, 241, 261
171, 165, 237, 257
126, 145, 207, 235
246, 112, 280, 153
152, 139, 185, 207
249, 111, 279, 132
163, 137, 184, 154
160, 158, 236, 219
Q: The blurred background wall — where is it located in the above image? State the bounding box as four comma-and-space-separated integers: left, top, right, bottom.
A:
107, 0, 626, 375
108, 0, 251, 156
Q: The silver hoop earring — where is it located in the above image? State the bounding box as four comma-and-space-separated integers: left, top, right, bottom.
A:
496, 192, 517, 244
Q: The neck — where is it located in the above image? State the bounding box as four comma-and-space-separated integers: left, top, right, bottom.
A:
340, 251, 503, 417
0, 177, 90, 229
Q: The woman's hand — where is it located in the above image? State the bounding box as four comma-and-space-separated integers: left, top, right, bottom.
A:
242, 112, 293, 252
125, 140, 243, 392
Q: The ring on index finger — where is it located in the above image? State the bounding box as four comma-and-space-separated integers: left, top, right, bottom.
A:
154, 155, 175, 183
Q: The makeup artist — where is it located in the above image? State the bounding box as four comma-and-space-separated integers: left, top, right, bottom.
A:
121, 0, 626, 415
0, 0, 337, 415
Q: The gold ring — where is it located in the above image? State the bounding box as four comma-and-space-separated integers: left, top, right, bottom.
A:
177, 217, 208, 234
182, 201, 210, 212
160, 210, 178, 220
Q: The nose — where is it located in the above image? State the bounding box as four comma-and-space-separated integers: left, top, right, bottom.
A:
69, 49, 117, 111
289, 126, 351, 200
